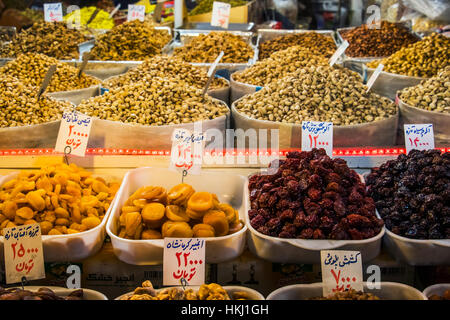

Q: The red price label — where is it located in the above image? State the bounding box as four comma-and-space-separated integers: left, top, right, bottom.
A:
170, 129, 204, 174
55, 111, 92, 157
404, 124, 434, 154
302, 121, 333, 156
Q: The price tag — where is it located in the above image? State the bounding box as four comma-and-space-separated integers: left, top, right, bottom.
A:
170, 128, 204, 175
55, 111, 93, 157
404, 124, 434, 154
321, 250, 363, 296
128, 4, 146, 22
301, 121, 333, 156
366, 63, 384, 92
3, 224, 45, 284
44, 3, 63, 22
163, 238, 205, 286
211, 1, 231, 29
329, 40, 349, 66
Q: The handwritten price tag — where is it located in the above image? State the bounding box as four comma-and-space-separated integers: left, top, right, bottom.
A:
55, 111, 93, 157
329, 40, 349, 66
366, 63, 384, 92
163, 238, 205, 286
321, 250, 363, 296
211, 1, 231, 29
128, 5, 146, 22
404, 124, 434, 154
301, 121, 333, 156
44, 3, 63, 22
3, 224, 45, 284
170, 128, 204, 175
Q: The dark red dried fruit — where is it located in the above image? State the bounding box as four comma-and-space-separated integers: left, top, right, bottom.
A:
248, 149, 383, 240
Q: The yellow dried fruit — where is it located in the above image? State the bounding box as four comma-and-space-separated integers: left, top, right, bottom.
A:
161, 221, 193, 238
203, 210, 229, 237
187, 192, 214, 212
81, 216, 101, 229
48, 228, 63, 235
26, 191, 45, 211
40, 221, 53, 235
141, 229, 162, 240
192, 224, 215, 237
16, 207, 34, 220
142, 203, 165, 229
125, 212, 142, 237
165, 205, 190, 222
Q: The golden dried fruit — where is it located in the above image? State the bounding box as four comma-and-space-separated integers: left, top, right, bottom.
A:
141, 203, 165, 229
203, 210, 229, 237
192, 223, 215, 237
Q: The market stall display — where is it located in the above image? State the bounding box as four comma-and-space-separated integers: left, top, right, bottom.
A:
88, 20, 171, 61
63, 6, 115, 30
117, 280, 264, 300
0, 53, 100, 93
0, 21, 89, 60
257, 31, 337, 60
0, 286, 107, 300
188, 0, 247, 16
366, 149, 450, 265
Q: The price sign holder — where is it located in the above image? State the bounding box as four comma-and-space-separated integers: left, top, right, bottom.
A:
404, 124, 434, 154
170, 128, 205, 176
3, 224, 45, 285
128, 5, 146, 22
301, 121, 333, 156
163, 238, 206, 286
329, 40, 349, 66
366, 64, 384, 92
321, 250, 363, 296
211, 1, 231, 29
55, 111, 93, 157
44, 3, 63, 22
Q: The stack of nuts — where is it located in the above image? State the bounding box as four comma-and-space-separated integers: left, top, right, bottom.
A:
0, 53, 100, 93
103, 55, 227, 90
173, 32, 254, 63
398, 66, 450, 113
0, 75, 72, 128
77, 77, 229, 126
0, 163, 120, 235
116, 183, 243, 240
367, 33, 450, 77
232, 46, 330, 86
235, 65, 396, 125
121, 281, 252, 300
0, 21, 89, 59
258, 32, 336, 60
89, 20, 171, 61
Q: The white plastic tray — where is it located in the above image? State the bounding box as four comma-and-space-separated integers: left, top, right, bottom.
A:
423, 283, 450, 300
10, 286, 108, 300
0, 172, 118, 262
115, 285, 264, 300
245, 175, 385, 264
266, 282, 426, 300
106, 167, 248, 265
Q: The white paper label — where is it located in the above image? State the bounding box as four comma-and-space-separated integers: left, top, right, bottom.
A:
170, 128, 204, 175
329, 40, 349, 66
3, 224, 45, 284
55, 111, 93, 157
128, 5, 146, 22
404, 124, 435, 154
163, 238, 205, 286
44, 3, 63, 22
366, 63, 384, 92
301, 121, 333, 156
211, 1, 231, 29
321, 250, 363, 296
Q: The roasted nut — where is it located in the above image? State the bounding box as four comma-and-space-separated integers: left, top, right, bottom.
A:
173, 32, 254, 63
367, 33, 450, 77
89, 20, 171, 61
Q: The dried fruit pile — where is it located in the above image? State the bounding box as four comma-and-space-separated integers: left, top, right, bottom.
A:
121, 281, 252, 300
0, 163, 120, 235
309, 289, 381, 300
248, 149, 384, 240
428, 290, 450, 300
258, 32, 336, 60
0, 287, 85, 300
0, 21, 89, 59
339, 21, 418, 57
366, 149, 450, 239
117, 183, 243, 239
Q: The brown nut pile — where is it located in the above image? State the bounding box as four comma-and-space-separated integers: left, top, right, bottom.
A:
121, 281, 252, 300
0, 75, 72, 128
367, 33, 450, 77
77, 77, 229, 126
0, 163, 120, 235
116, 183, 242, 240
0, 53, 100, 93
89, 20, 171, 61
103, 55, 227, 90
235, 65, 397, 125
339, 21, 418, 58
173, 32, 254, 63
0, 287, 84, 300
233, 46, 329, 86
309, 289, 381, 300
258, 32, 336, 60
0, 21, 89, 60
399, 66, 450, 113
